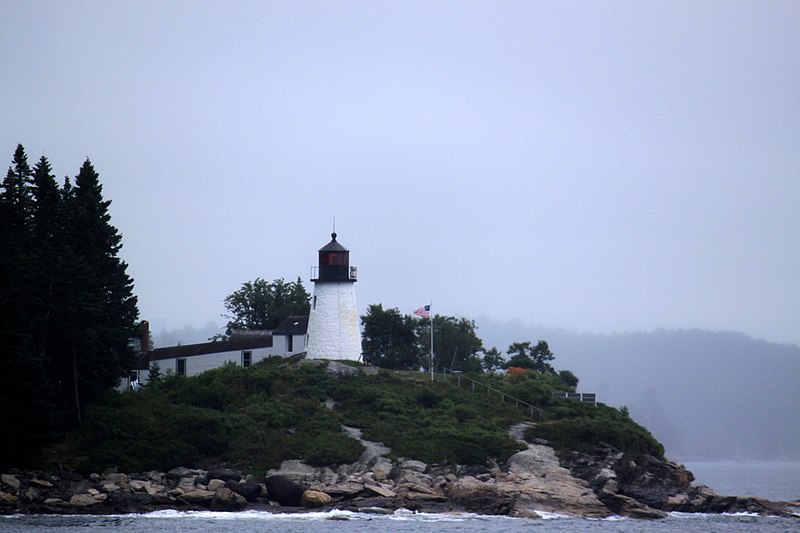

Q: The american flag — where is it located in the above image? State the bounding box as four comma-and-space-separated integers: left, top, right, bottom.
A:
414, 305, 431, 318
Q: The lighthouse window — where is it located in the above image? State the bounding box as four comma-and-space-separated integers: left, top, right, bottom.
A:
323, 252, 346, 266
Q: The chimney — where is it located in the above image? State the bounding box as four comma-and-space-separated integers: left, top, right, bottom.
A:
139, 320, 150, 353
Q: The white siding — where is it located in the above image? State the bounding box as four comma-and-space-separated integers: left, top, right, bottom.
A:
306, 281, 362, 361
274, 333, 307, 355
147, 346, 274, 381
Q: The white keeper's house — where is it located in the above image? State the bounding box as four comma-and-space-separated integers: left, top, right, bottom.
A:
124, 231, 364, 388
127, 315, 308, 385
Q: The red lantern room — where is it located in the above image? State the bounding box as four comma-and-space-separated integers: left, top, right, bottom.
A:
311, 232, 357, 282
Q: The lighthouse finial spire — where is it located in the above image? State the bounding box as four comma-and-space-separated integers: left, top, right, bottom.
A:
332, 217, 336, 240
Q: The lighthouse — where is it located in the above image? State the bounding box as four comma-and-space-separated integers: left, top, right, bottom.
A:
305, 232, 362, 361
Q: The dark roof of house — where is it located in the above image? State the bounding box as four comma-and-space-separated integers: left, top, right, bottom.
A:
319, 232, 348, 252
148, 335, 273, 361
273, 315, 309, 336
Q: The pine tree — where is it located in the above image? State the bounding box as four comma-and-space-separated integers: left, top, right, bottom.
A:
61, 159, 139, 422
0, 145, 52, 462
0, 148, 140, 466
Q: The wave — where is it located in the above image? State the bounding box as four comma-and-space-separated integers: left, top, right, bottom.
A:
131, 508, 521, 522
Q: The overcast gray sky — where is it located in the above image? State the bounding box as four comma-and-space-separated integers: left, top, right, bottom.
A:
3, 1, 798, 345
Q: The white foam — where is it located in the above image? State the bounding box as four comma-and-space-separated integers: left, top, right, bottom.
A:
133, 508, 521, 522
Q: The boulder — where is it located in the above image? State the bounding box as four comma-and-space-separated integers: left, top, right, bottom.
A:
612, 454, 694, 508
370, 457, 394, 481
365, 484, 396, 498
324, 361, 360, 376
1, 474, 20, 490
67, 494, 98, 507
101, 483, 121, 493
267, 460, 317, 482
207, 479, 226, 491
129, 480, 151, 493
446, 476, 517, 515
167, 467, 203, 481
399, 460, 427, 473
324, 482, 365, 496
597, 491, 666, 519
301, 489, 332, 507
180, 489, 216, 504
225, 480, 263, 502
264, 475, 305, 506
206, 468, 242, 483
178, 477, 198, 492
211, 487, 248, 511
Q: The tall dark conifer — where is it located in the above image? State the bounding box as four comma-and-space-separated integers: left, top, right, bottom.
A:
0, 145, 49, 461
0, 147, 140, 465
63, 159, 138, 420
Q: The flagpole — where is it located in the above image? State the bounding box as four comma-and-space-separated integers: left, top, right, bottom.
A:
430, 301, 434, 382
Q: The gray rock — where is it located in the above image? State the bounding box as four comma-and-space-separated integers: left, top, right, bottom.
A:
225, 480, 262, 502
178, 477, 197, 492
167, 467, 203, 481
129, 480, 151, 492
399, 460, 427, 473
211, 487, 247, 511
264, 475, 305, 506
206, 468, 242, 483
67, 494, 98, 507
180, 489, 216, 504
1, 474, 20, 490
370, 457, 394, 481
365, 484, 396, 498
324, 361, 360, 376
207, 479, 226, 491
267, 460, 317, 482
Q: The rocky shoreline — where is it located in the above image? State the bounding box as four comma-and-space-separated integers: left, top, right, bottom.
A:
2, 437, 797, 519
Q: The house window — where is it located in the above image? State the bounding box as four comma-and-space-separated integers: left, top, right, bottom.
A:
176, 358, 186, 376
287, 336, 293, 352
242, 351, 252, 368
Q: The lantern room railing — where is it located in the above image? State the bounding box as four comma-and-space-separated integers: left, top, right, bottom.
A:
310, 265, 358, 281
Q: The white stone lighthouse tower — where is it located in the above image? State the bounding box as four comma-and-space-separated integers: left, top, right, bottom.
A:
305, 232, 362, 361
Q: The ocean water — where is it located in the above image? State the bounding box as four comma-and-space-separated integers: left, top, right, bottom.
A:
2, 509, 798, 533
2, 461, 798, 532
682, 460, 800, 502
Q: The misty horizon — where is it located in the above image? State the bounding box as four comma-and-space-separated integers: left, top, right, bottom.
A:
3, 2, 798, 348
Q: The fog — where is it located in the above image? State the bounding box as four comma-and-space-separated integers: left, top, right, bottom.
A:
3, 2, 798, 460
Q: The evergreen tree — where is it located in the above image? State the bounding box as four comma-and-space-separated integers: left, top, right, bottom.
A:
0, 147, 139, 465
0, 145, 53, 462
1, 144, 35, 233
62, 159, 139, 421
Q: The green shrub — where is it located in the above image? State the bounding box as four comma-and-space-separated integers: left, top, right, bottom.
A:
64, 359, 665, 475
525, 405, 664, 458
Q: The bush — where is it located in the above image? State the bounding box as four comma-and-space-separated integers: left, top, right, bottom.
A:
63, 359, 665, 475
525, 405, 664, 458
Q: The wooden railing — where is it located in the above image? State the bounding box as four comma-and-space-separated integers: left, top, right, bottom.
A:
438, 368, 545, 421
